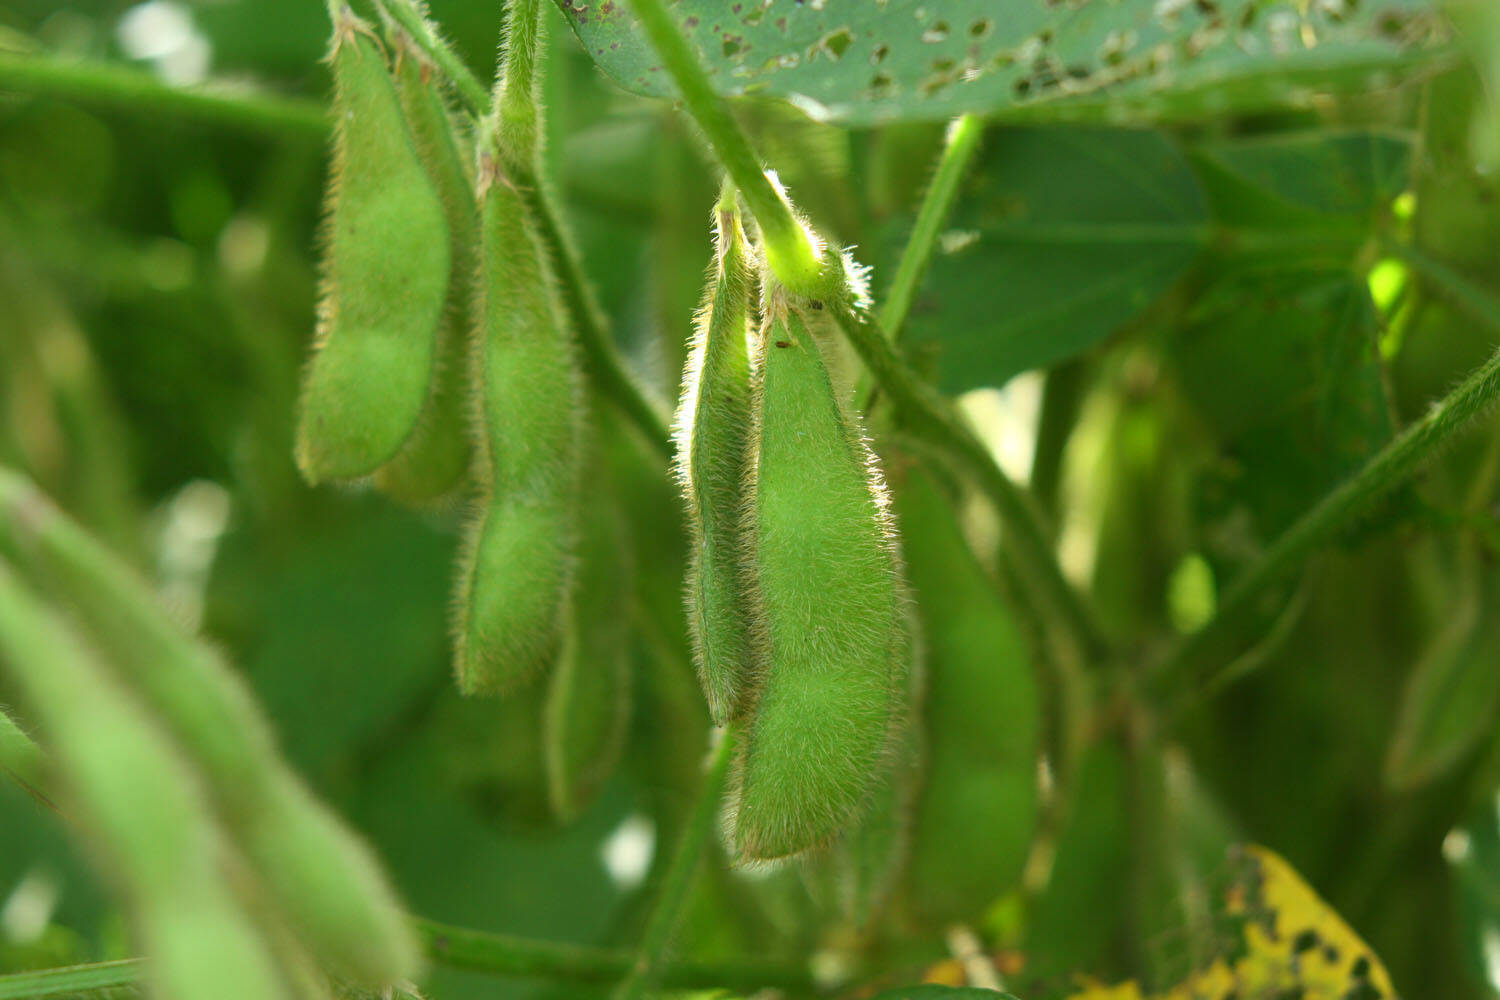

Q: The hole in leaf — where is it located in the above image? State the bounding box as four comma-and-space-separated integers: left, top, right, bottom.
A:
968, 18, 992, 39
921, 20, 949, 43
870, 43, 889, 64
820, 27, 853, 60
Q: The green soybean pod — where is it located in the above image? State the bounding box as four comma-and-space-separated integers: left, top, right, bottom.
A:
371, 32, 477, 505
672, 191, 755, 724
895, 459, 1040, 924
453, 150, 583, 693
822, 607, 923, 930
543, 422, 632, 822
294, 7, 451, 484
733, 306, 905, 862
0, 562, 286, 1000
0, 469, 419, 987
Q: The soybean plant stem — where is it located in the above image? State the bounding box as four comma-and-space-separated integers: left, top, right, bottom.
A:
1153, 245, 1500, 696
879, 113, 984, 343
380, 0, 491, 116
830, 300, 1108, 668
0, 705, 53, 810
417, 915, 815, 991
623, 0, 822, 294
0, 51, 325, 139
613, 726, 738, 1000
0, 924, 813, 998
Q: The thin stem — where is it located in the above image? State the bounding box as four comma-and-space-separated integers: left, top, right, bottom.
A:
0, 706, 53, 810
614, 726, 738, 1000
879, 113, 984, 343
0, 51, 325, 139
0, 923, 813, 998
379, 0, 491, 115
1153, 246, 1500, 694
623, 0, 822, 294
829, 297, 1108, 668
414, 917, 814, 991
494, 0, 545, 171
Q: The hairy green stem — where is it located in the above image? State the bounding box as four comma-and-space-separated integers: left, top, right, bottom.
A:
0, 705, 52, 809
879, 113, 984, 342
623, 0, 822, 294
613, 726, 737, 1000
379, 0, 491, 115
494, 0, 545, 170
0, 51, 324, 138
1153, 246, 1500, 694
830, 299, 1108, 668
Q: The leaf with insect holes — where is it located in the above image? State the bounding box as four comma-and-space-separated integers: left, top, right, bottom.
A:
552, 0, 1450, 126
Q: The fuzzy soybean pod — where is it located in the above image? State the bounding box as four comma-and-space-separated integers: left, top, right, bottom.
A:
733, 306, 906, 862
0, 469, 419, 987
453, 151, 584, 693
543, 423, 633, 822
0, 562, 286, 1000
294, 8, 451, 484
371, 35, 477, 505
896, 460, 1041, 924
672, 195, 755, 724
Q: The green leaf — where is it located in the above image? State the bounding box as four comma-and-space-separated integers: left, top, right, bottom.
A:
900, 126, 1209, 392
554, 0, 1449, 126
1171, 271, 1393, 542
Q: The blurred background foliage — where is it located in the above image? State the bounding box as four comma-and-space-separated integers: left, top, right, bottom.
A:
0, 0, 1498, 998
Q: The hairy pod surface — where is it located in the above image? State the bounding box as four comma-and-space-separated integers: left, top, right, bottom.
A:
371, 37, 478, 505
820, 605, 922, 929
895, 459, 1040, 923
733, 306, 905, 862
453, 153, 584, 693
672, 199, 756, 724
0, 469, 420, 987
544, 419, 633, 822
294, 9, 451, 484
0, 563, 286, 1000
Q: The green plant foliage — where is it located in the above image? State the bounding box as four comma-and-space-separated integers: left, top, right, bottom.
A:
897, 126, 1208, 392
4, 0, 1500, 998
554, 0, 1449, 126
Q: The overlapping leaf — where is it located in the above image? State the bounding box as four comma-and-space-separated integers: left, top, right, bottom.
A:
554, 0, 1449, 126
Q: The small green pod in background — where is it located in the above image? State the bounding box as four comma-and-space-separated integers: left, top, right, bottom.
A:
294, 7, 451, 484
0, 562, 287, 1000
544, 414, 633, 822
733, 305, 906, 862
371, 28, 478, 505
672, 191, 756, 724
895, 457, 1040, 925
0, 468, 420, 988
453, 148, 584, 693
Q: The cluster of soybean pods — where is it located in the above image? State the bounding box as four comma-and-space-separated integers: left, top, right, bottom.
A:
296, 1, 1035, 921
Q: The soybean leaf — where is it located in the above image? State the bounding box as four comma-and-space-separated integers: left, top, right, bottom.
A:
1171, 272, 1392, 544
554, 0, 1449, 126
898, 126, 1209, 392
